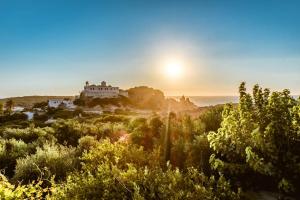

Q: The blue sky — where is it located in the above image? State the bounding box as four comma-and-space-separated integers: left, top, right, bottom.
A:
0, 0, 299, 97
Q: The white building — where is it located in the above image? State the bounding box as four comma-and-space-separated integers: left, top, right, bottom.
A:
81, 81, 128, 98
48, 99, 76, 109
12, 106, 24, 112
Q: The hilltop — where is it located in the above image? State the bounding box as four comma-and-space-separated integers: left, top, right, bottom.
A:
0, 86, 199, 112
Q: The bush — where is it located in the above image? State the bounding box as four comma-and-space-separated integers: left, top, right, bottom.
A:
208, 83, 300, 195
0, 113, 28, 123
86, 96, 130, 108
52, 165, 242, 200
185, 135, 212, 173
94, 114, 129, 124
0, 173, 49, 199
82, 139, 151, 171
33, 113, 49, 122
199, 105, 223, 133
78, 136, 99, 151
2, 127, 55, 143
52, 119, 103, 146
33, 101, 48, 109
13, 143, 79, 183
51, 140, 241, 200
0, 138, 33, 178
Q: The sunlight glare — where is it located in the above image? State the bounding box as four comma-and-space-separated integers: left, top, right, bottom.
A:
164, 60, 184, 79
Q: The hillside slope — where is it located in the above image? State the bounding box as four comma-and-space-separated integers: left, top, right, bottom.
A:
0, 96, 74, 107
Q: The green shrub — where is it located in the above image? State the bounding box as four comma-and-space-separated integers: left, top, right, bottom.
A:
78, 136, 99, 151
51, 140, 241, 200
185, 135, 212, 173
82, 139, 151, 171
52, 119, 95, 146
0, 173, 49, 199
128, 117, 147, 131
13, 143, 79, 183
0, 138, 33, 178
199, 105, 223, 133
94, 114, 129, 123
0, 113, 28, 123
208, 83, 300, 194
2, 127, 55, 143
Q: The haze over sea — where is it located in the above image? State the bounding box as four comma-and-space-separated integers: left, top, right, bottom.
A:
172, 96, 299, 107
172, 96, 238, 107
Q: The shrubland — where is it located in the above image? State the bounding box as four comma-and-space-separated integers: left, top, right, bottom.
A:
0, 82, 299, 199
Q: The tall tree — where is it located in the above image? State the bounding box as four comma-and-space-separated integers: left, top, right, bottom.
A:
163, 112, 176, 165
0, 102, 3, 115
208, 83, 300, 195
5, 99, 14, 114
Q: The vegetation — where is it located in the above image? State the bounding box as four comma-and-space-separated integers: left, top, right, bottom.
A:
208, 83, 300, 196
128, 86, 166, 110
5, 100, 14, 115
84, 96, 131, 108
75, 86, 198, 112
0, 96, 74, 108
0, 102, 3, 115
0, 83, 299, 199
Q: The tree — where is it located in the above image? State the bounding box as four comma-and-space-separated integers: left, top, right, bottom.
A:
0, 102, 3, 115
5, 99, 14, 114
199, 105, 224, 133
208, 83, 300, 195
149, 116, 163, 138
127, 86, 165, 110
163, 112, 176, 164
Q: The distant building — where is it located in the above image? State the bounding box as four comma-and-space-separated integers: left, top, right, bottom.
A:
12, 106, 24, 112
48, 99, 76, 109
80, 81, 128, 98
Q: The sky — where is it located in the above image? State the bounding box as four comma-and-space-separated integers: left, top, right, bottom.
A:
0, 0, 300, 97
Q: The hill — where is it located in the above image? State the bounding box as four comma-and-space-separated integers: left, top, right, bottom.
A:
0, 96, 74, 107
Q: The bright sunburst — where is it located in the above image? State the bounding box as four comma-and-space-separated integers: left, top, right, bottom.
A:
164, 60, 184, 79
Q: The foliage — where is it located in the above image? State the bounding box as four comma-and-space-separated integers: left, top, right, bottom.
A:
185, 135, 212, 173
51, 140, 241, 200
94, 114, 129, 124
128, 116, 164, 151
0, 173, 49, 200
0, 96, 73, 108
0, 102, 3, 115
0, 138, 33, 178
78, 136, 100, 151
128, 86, 165, 110
13, 143, 79, 183
73, 98, 85, 106
0, 112, 28, 123
208, 83, 300, 194
5, 99, 14, 114
86, 96, 131, 108
47, 108, 79, 119
1, 83, 299, 199
33, 101, 48, 109
51, 119, 102, 146
2, 127, 55, 143
199, 105, 224, 132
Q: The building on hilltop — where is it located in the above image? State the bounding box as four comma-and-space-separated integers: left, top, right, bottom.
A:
80, 81, 128, 98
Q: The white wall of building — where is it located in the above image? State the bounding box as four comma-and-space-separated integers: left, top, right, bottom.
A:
81, 81, 128, 98
48, 99, 76, 109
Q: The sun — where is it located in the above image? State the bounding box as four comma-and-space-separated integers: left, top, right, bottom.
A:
164, 60, 184, 79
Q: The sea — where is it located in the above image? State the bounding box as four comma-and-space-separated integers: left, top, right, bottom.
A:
171, 96, 299, 107
171, 96, 239, 107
